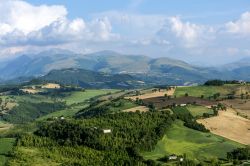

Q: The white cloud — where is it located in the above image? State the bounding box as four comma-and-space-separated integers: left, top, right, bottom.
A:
169, 17, 202, 45
0, 0, 118, 47
225, 12, 250, 35
157, 17, 214, 48
88, 17, 120, 41
0, 0, 67, 35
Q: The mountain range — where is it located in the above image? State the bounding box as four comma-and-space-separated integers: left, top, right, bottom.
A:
0, 49, 249, 86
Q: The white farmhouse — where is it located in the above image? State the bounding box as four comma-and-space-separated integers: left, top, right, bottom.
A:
168, 154, 178, 160
103, 129, 112, 134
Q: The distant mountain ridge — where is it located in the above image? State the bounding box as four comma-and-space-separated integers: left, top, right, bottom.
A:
0, 49, 250, 85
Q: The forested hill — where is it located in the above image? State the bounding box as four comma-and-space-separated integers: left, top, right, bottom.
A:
35, 68, 145, 89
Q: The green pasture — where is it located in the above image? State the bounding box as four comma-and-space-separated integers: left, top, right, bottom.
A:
174, 85, 234, 98
63, 89, 118, 105
142, 120, 243, 161
187, 105, 214, 117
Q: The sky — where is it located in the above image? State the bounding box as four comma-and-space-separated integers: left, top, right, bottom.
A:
0, 0, 250, 65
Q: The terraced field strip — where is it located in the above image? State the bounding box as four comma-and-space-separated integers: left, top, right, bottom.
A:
126, 88, 175, 101
197, 108, 250, 145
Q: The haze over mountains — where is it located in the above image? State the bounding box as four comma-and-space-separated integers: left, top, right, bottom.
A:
0, 49, 249, 86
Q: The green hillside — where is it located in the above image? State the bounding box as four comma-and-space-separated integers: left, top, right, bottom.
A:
142, 120, 243, 161
37, 68, 145, 89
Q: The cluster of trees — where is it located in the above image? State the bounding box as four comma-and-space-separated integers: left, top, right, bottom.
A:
12, 111, 174, 165
172, 107, 209, 132
227, 147, 250, 164
1, 101, 65, 124
77, 98, 137, 118
203, 103, 227, 118
204, 80, 242, 86
38, 86, 82, 96
0, 85, 22, 93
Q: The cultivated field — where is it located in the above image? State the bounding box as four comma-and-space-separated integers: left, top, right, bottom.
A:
122, 106, 149, 113
41, 83, 61, 89
20, 88, 41, 94
143, 96, 217, 109
125, 88, 175, 100
222, 99, 250, 118
174, 85, 240, 98
197, 108, 250, 145
143, 120, 243, 161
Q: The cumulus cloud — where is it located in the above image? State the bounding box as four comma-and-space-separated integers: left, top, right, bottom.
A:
169, 17, 203, 45
156, 17, 214, 48
88, 17, 120, 41
0, 0, 118, 47
225, 12, 250, 35
0, 0, 67, 35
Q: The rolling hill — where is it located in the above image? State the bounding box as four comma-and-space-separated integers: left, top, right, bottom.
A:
34, 68, 145, 89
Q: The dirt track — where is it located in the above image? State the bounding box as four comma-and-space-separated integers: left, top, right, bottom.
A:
197, 108, 250, 145
126, 88, 175, 101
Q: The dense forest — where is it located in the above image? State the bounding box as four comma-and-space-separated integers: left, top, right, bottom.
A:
9, 112, 174, 165
1, 101, 65, 124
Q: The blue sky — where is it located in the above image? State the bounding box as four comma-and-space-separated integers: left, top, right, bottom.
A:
0, 0, 250, 65
25, 0, 250, 23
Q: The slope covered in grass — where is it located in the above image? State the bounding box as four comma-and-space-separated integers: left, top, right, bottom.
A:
187, 105, 214, 117
63, 89, 118, 105
174, 85, 233, 98
142, 120, 243, 161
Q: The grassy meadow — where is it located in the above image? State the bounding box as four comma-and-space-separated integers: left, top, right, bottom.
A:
38, 89, 120, 120
174, 85, 233, 98
63, 89, 118, 105
142, 120, 243, 161
187, 105, 214, 117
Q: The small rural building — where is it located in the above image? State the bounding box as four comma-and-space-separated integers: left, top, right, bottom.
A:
238, 80, 246, 84
168, 154, 177, 160
180, 104, 187, 107
103, 129, 112, 134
